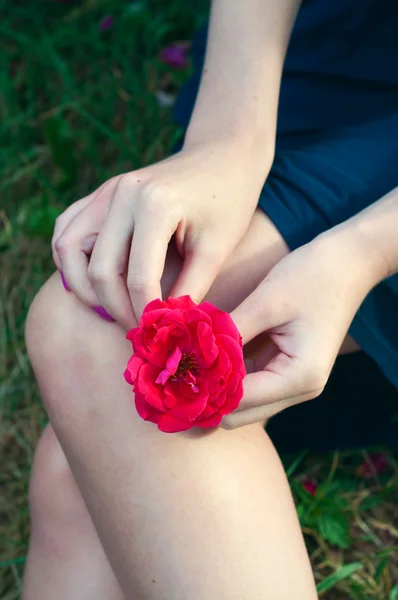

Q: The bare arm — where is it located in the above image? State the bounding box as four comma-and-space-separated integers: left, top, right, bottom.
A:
185, 0, 302, 160
53, 0, 302, 327
321, 186, 398, 287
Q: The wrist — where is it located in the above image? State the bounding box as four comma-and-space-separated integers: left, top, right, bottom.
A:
182, 133, 274, 183
315, 221, 389, 296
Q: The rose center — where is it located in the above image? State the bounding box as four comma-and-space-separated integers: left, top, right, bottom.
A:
155, 348, 199, 393
175, 352, 197, 378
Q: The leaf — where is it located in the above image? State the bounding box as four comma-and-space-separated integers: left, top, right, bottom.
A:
318, 513, 351, 549
375, 545, 398, 559
316, 562, 363, 594
389, 585, 398, 600
374, 557, 388, 581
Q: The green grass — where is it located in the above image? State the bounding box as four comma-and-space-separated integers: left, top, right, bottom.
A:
0, 1, 397, 598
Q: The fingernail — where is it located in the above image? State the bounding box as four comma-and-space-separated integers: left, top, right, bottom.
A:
60, 271, 70, 291
92, 306, 115, 322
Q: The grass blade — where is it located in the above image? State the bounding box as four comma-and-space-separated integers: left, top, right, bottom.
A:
316, 562, 363, 594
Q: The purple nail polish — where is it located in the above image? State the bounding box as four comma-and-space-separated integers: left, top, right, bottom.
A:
93, 306, 115, 322
60, 271, 70, 291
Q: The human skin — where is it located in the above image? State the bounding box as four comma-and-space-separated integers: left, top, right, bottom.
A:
23, 209, 319, 600
51, 0, 302, 329
223, 187, 398, 429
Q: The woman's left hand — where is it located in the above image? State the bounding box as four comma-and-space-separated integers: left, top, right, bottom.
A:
221, 228, 385, 429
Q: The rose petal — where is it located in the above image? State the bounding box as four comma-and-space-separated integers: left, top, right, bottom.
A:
199, 403, 217, 419
134, 390, 160, 422
195, 321, 218, 367
164, 378, 209, 406
126, 326, 139, 345
155, 346, 182, 385
131, 328, 146, 358
164, 393, 177, 409
143, 298, 165, 314
137, 364, 166, 411
216, 348, 232, 379
199, 302, 241, 342
171, 386, 208, 421
165, 296, 196, 311
195, 412, 223, 428
124, 367, 134, 386
220, 375, 243, 414
124, 355, 145, 385
154, 320, 191, 347
216, 334, 246, 376
183, 308, 212, 327
205, 364, 225, 395
141, 308, 169, 328
211, 389, 227, 410
158, 414, 192, 433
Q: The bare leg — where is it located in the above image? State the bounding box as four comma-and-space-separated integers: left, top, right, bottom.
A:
25, 210, 317, 599
23, 425, 124, 600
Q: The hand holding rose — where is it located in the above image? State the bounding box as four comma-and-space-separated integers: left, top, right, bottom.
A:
221, 225, 388, 429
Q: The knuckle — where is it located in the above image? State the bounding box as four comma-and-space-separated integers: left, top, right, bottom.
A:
53, 234, 70, 255
141, 184, 168, 213
139, 182, 181, 218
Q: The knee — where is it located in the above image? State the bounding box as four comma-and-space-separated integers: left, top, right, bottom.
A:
29, 425, 87, 532
25, 269, 104, 358
25, 271, 79, 369
25, 271, 127, 419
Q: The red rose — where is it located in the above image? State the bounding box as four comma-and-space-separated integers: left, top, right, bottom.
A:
124, 296, 245, 433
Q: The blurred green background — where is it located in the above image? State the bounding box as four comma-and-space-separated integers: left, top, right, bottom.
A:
0, 1, 397, 598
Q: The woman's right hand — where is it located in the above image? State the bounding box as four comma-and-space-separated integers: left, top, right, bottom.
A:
52, 141, 272, 330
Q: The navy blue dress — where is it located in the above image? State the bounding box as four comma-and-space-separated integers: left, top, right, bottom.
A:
173, 0, 398, 452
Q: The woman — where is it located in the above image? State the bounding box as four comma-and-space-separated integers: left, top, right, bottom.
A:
23, 0, 398, 598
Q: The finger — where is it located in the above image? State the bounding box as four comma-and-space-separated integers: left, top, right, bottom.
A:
55, 202, 104, 306
52, 194, 94, 269
221, 392, 311, 430
52, 176, 121, 270
127, 211, 177, 320
238, 351, 324, 411
240, 354, 304, 408
170, 240, 225, 304
88, 196, 137, 330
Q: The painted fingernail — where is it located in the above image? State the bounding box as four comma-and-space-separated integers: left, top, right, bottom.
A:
92, 306, 115, 322
60, 271, 71, 291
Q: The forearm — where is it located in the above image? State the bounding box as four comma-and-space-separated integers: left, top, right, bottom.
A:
184, 0, 301, 159
319, 187, 398, 290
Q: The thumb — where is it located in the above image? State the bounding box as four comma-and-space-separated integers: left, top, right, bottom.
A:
170, 244, 224, 304
230, 281, 279, 346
